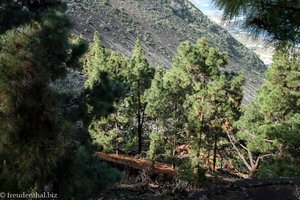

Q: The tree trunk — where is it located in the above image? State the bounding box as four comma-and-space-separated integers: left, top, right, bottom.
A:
115, 116, 119, 155
197, 113, 204, 165
193, 132, 203, 187
138, 116, 142, 154
116, 138, 119, 155
137, 83, 142, 154
194, 112, 204, 185
172, 133, 176, 169
226, 132, 272, 175
213, 133, 218, 172
197, 132, 202, 159
207, 151, 211, 172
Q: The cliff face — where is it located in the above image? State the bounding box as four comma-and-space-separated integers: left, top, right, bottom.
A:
66, 0, 267, 102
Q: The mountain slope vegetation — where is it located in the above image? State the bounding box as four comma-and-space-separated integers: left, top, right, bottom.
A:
66, 0, 266, 102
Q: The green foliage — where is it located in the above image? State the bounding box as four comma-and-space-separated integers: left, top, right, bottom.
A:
123, 40, 155, 153
89, 112, 130, 153
0, 3, 120, 199
84, 34, 132, 154
146, 38, 244, 183
2, 0, 299, 195
83, 32, 124, 120
183, 41, 244, 174
0, 2, 73, 195
236, 48, 300, 175
148, 130, 165, 160
146, 66, 190, 164
0, 3, 72, 191
173, 38, 228, 82
67, 34, 88, 70
144, 67, 166, 117
82, 32, 108, 79
84, 35, 155, 155
177, 159, 207, 187
257, 158, 300, 178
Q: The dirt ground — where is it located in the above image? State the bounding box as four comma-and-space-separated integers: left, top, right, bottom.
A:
95, 184, 300, 200
94, 184, 188, 200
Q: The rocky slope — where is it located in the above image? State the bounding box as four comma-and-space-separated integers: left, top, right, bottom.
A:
65, 0, 267, 102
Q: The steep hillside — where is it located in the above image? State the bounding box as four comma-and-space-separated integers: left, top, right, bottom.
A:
66, 0, 266, 102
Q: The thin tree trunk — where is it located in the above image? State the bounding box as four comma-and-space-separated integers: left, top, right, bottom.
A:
116, 138, 119, 155
197, 132, 202, 159
207, 151, 211, 172
213, 134, 218, 172
226, 132, 253, 171
226, 132, 272, 174
197, 112, 204, 161
172, 103, 178, 169
194, 131, 203, 187
115, 114, 119, 155
137, 81, 142, 154
138, 112, 142, 154
172, 133, 176, 169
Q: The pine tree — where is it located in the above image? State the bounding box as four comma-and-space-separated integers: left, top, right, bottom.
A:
124, 40, 155, 154
179, 39, 243, 176
235, 48, 300, 176
146, 65, 191, 168
145, 38, 244, 177
0, 3, 121, 198
83, 32, 123, 120
185, 73, 244, 173
0, 1, 74, 194
84, 32, 131, 154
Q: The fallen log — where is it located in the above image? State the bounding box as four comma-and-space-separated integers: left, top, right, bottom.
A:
96, 152, 176, 177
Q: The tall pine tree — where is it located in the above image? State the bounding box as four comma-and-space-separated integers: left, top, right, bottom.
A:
0, 3, 120, 198
146, 38, 244, 177
124, 40, 155, 154
0, 0, 73, 194
235, 48, 300, 176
